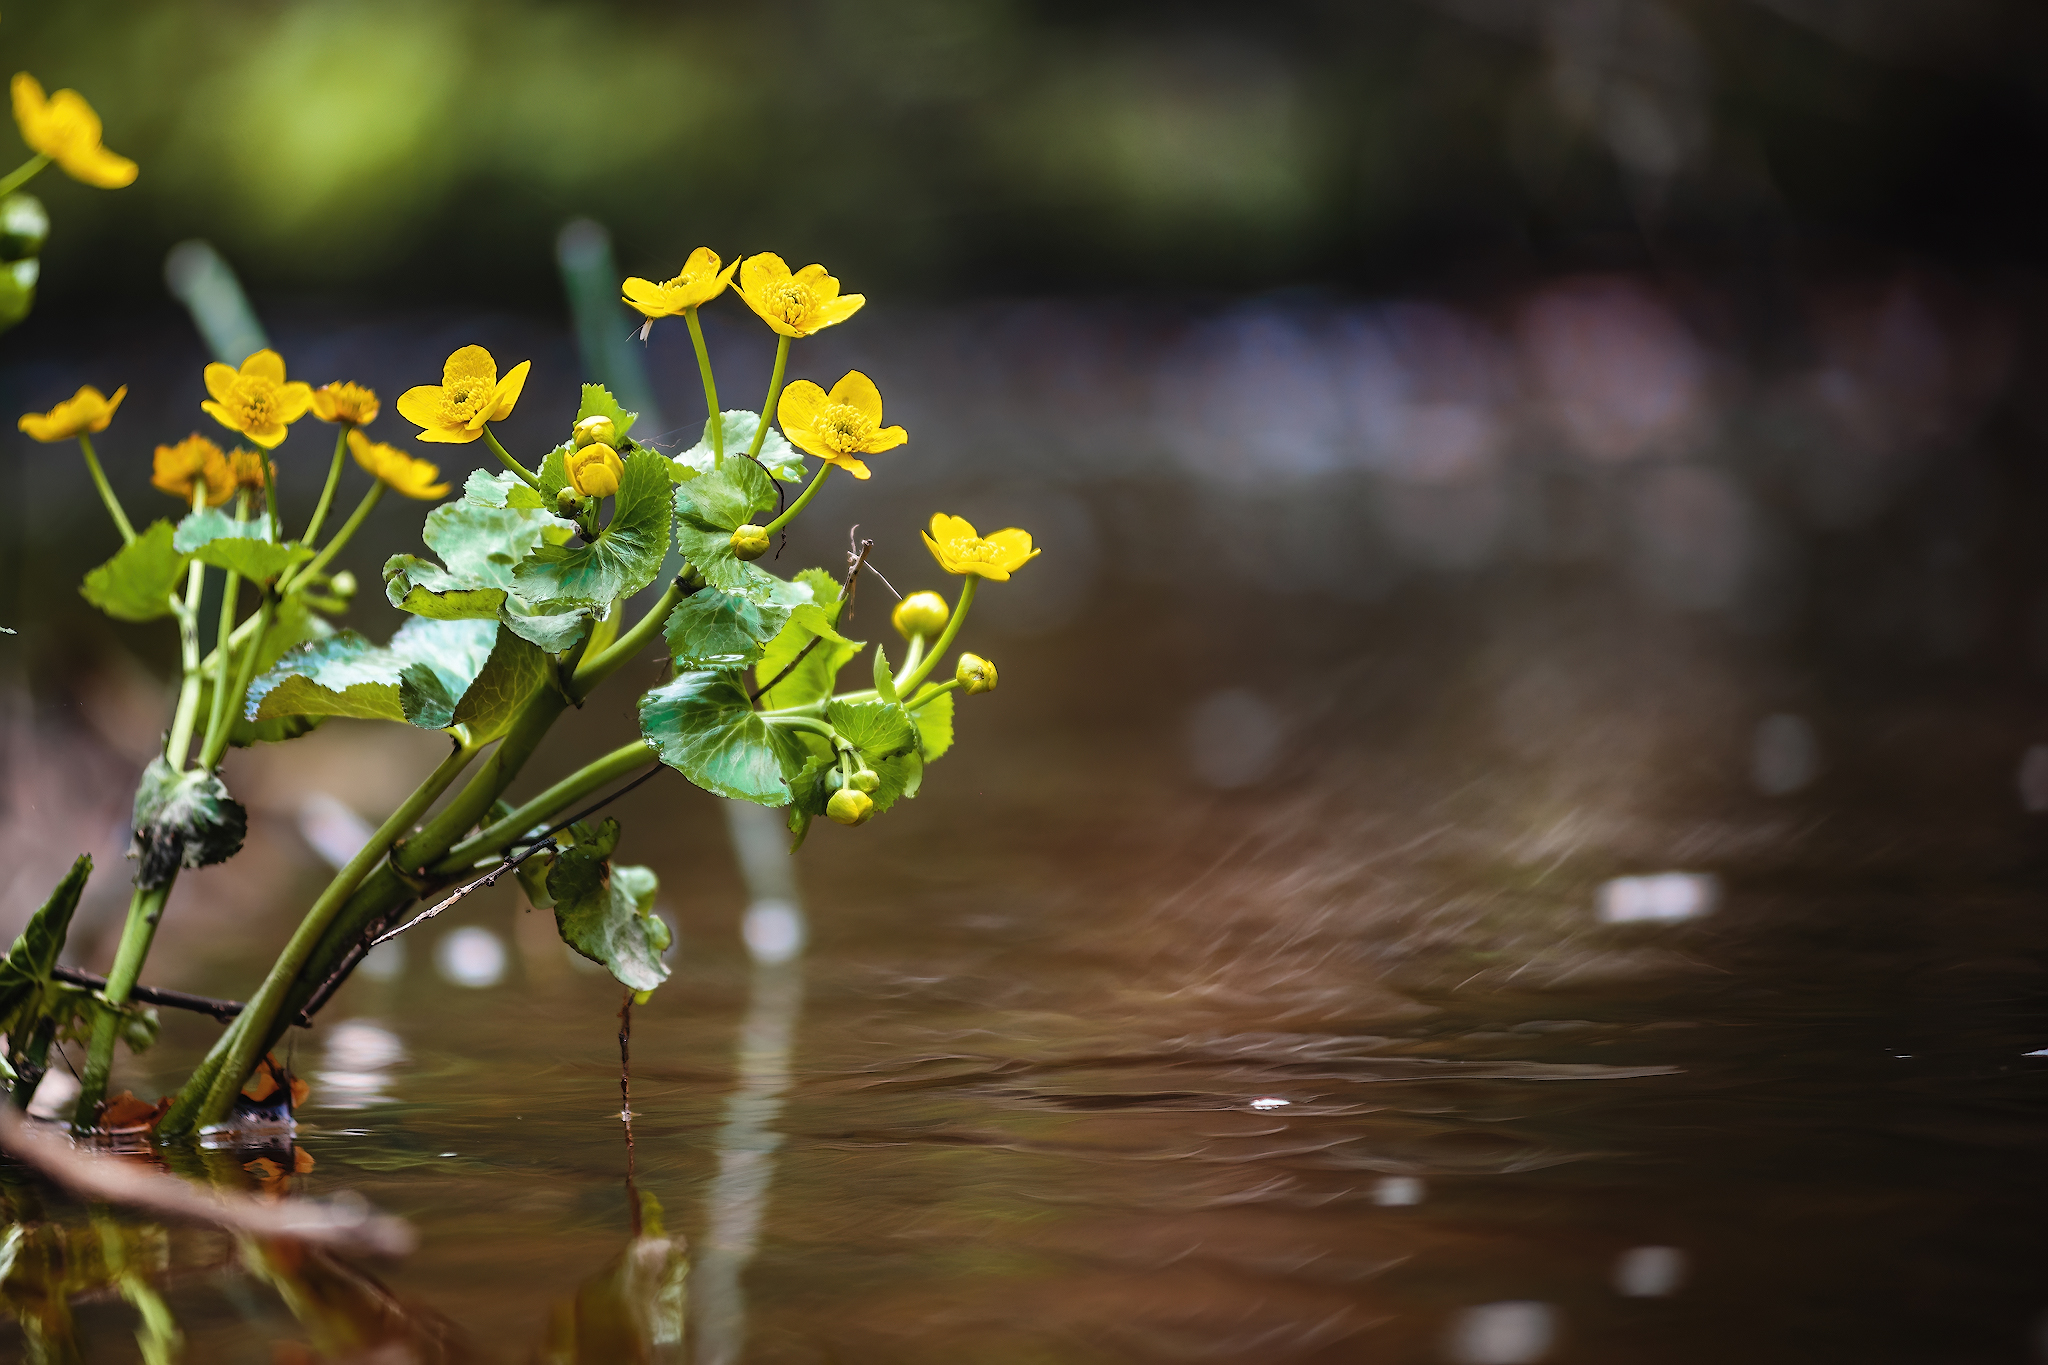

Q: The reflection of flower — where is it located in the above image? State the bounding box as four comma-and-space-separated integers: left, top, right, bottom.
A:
10, 74, 136, 188
202, 350, 313, 449
349, 430, 448, 500
566, 441, 623, 498
776, 371, 904, 479
152, 433, 234, 505
397, 345, 530, 444
737, 253, 864, 338
623, 248, 739, 318
921, 513, 1039, 581
19, 383, 126, 441
310, 381, 381, 427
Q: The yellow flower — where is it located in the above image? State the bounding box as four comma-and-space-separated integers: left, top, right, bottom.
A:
396, 345, 531, 444
775, 371, 905, 479
151, 434, 234, 506
622, 248, 740, 319
18, 384, 126, 442
566, 442, 624, 498
349, 430, 448, 501
201, 350, 313, 450
736, 253, 864, 338
921, 513, 1040, 582
10, 74, 136, 189
226, 447, 276, 495
310, 381, 380, 427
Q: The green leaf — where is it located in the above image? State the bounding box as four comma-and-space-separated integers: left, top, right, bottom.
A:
548, 819, 669, 993
873, 643, 899, 703
828, 697, 916, 761
0, 855, 89, 1038
80, 521, 187, 623
578, 383, 639, 440
384, 493, 591, 652
538, 444, 571, 504
450, 626, 551, 743
662, 576, 809, 671
514, 451, 672, 611
914, 689, 955, 762
129, 757, 247, 889
754, 570, 863, 708
639, 669, 803, 806
247, 617, 498, 729
463, 467, 547, 511
672, 458, 779, 591
675, 410, 806, 483
174, 508, 309, 583
870, 751, 923, 812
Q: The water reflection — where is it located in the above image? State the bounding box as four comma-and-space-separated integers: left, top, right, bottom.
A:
315, 1019, 405, 1110
434, 926, 508, 990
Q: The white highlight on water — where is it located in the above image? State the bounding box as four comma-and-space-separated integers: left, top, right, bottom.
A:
1445, 1300, 1558, 1364
1597, 872, 1718, 924
434, 927, 506, 988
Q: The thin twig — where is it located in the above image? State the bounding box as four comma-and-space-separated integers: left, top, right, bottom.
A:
49, 966, 282, 1028
368, 838, 557, 947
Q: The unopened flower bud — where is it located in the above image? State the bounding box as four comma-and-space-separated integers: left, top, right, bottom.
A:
731, 523, 771, 560
827, 787, 874, 826
892, 590, 949, 640
643, 914, 672, 953
556, 485, 583, 515
573, 414, 616, 448
956, 652, 998, 694
851, 767, 880, 793
567, 442, 624, 498
327, 570, 357, 598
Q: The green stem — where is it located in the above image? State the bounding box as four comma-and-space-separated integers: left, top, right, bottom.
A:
186, 740, 480, 1130
254, 445, 281, 544
301, 429, 348, 545
0, 153, 49, 198
583, 600, 622, 662
771, 715, 840, 742
289, 480, 382, 591
433, 739, 655, 874
906, 678, 960, 711
75, 434, 135, 544
898, 576, 977, 694
570, 581, 683, 700
747, 334, 791, 461
685, 307, 721, 468
485, 427, 540, 488
197, 592, 273, 773
71, 883, 173, 1129
199, 494, 249, 763
763, 462, 831, 536
894, 634, 927, 691
163, 485, 211, 767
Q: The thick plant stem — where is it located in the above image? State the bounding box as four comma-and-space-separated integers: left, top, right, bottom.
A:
288, 481, 381, 592
174, 740, 481, 1133
897, 576, 977, 694
163, 559, 208, 768
571, 581, 682, 700
485, 427, 540, 488
763, 463, 830, 536
433, 739, 656, 874
301, 431, 348, 545
72, 883, 173, 1130
198, 593, 273, 773
199, 567, 241, 761
748, 335, 791, 461
686, 308, 721, 466
0, 153, 49, 198
75, 434, 135, 544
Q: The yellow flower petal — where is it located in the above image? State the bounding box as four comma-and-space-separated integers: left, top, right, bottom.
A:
827, 370, 883, 423
776, 379, 827, 431
240, 349, 286, 385
22, 384, 122, 440
486, 359, 530, 423
203, 363, 237, 404
276, 381, 313, 423
829, 454, 871, 479
413, 424, 480, 445
395, 385, 444, 430
443, 344, 497, 390
866, 425, 908, 454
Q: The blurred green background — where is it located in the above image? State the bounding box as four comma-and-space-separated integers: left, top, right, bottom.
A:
7, 0, 2048, 311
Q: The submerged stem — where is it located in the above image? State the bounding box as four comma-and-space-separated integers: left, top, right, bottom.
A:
71, 882, 173, 1130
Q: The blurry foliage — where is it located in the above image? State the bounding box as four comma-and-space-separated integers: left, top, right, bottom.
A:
6, 0, 2048, 313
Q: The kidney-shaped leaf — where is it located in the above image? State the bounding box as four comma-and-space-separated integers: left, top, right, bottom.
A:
639, 669, 802, 806
80, 520, 187, 623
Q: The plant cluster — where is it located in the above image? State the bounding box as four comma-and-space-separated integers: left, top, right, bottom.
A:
4, 196, 1038, 1134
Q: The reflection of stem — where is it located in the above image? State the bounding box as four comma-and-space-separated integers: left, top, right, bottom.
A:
620, 990, 639, 1236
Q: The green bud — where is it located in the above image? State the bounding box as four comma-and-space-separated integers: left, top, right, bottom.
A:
956, 652, 998, 695
827, 787, 874, 826
851, 767, 880, 793
556, 485, 583, 515
327, 570, 358, 598
573, 414, 616, 448
731, 523, 771, 560
0, 193, 47, 264
893, 590, 950, 640
643, 913, 672, 953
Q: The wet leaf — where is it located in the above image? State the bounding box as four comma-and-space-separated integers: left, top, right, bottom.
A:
548, 819, 670, 993
672, 457, 778, 591
80, 521, 187, 623
450, 626, 551, 743
195, 593, 337, 747
753, 569, 863, 708
174, 508, 309, 583
130, 758, 246, 889
246, 618, 498, 729
674, 409, 805, 483
383, 493, 590, 652
514, 451, 672, 611
662, 575, 809, 671
639, 669, 802, 805
462, 466, 548, 511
